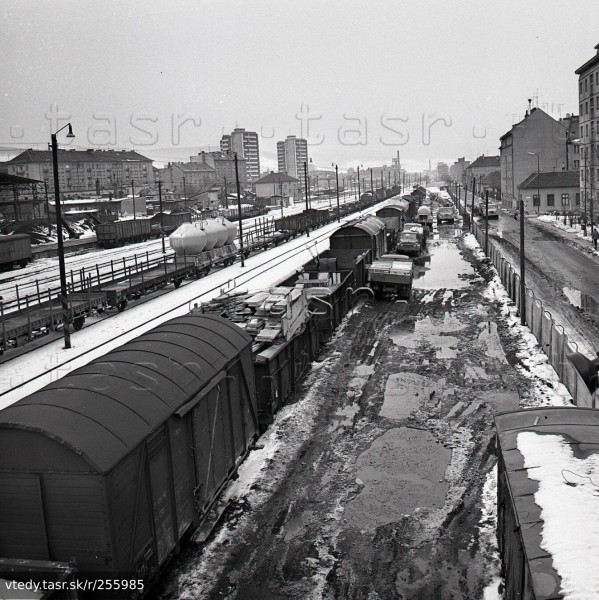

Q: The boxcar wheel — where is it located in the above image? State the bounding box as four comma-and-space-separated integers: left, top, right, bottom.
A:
174, 279, 182, 289
117, 300, 128, 312
73, 316, 85, 331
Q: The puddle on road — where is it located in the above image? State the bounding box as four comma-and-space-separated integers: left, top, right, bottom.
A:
563, 286, 599, 319
390, 313, 465, 359
346, 428, 451, 529
381, 372, 443, 420
413, 241, 476, 290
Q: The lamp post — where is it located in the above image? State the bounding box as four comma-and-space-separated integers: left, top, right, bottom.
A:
528, 152, 540, 215
50, 122, 75, 349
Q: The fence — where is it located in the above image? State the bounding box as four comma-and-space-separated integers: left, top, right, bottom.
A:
468, 215, 596, 408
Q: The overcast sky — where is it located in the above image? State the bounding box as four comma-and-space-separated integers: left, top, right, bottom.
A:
1, 0, 597, 171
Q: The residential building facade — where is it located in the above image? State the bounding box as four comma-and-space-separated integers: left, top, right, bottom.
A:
157, 162, 216, 197
518, 171, 581, 214
191, 151, 248, 189
277, 135, 308, 180
465, 155, 500, 193
254, 172, 299, 203
220, 128, 260, 181
4, 149, 154, 197
499, 107, 578, 210
449, 157, 470, 185
575, 42, 599, 223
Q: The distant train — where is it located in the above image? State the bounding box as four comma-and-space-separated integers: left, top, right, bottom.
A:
0, 233, 32, 270
0, 214, 393, 598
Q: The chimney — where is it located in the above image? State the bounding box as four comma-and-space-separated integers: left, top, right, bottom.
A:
527, 98, 532, 115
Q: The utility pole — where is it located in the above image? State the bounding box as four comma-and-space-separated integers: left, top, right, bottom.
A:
370, 168, 374, 197
158, 180, 165, 253
131, 179, 136, 219
519, 194, 526, 325
334, 164, 340, 223
303, 161, 310, 237
471, 177, 476, 231
234, 153, 245, 267
44, 181, 51, 234
485, 189, 489, 256
357, 166, 361, 200
224, 176, 228, 209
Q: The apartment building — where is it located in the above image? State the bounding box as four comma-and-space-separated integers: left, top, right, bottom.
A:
575, 42, 599, 221
4, 149, 154, 197
499, 107, 578, 210
220, 128, 260, 181
277, 135, 308, 180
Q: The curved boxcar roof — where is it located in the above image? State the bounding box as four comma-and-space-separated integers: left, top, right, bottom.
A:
495, 407, 599, 600
0, 315, 252, 473
376, 204, 407, 218
332, 215, 384, 238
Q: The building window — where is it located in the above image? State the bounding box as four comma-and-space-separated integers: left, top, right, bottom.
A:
575, 192, 581, 205
547, 194, 555, 206
533, 194, 540, 207
561, 193, 570, 206
574, 160, 580, 169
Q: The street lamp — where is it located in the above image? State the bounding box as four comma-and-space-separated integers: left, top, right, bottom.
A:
50, 122, 75, 349
528, 152, 540, 215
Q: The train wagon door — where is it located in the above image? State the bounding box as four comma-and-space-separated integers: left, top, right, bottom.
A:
0, 474, 48, 560
147, 429, 176, 564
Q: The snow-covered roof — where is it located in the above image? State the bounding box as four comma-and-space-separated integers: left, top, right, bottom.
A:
495, 407, 599, 599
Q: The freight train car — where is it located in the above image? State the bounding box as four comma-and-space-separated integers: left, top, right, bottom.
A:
495, 406, 599, 600
96, 217, 154, 247
0, 234, 32, 270
329, 216, 386, 266
150, 211, 192, 236
0, 314, 258, 597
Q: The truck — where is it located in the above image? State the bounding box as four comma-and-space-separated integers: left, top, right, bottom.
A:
437, 205, 456, 224
367, 254, 413, 300
396, 230, 422, 256
417, 205, 433, 227
473, 197, 499, 219
403, 222, 427, 244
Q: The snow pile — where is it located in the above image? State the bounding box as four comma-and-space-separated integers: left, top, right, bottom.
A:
462, 232, 486, 261
518, 432, 599, 600
538, 214, 598, 252
478, 465, 503, 600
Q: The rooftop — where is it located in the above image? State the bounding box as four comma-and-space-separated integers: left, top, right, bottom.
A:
469, 155, 500, 169
255, 172, 299, 184
518, 170, 580, 190
6, 148, 153, 165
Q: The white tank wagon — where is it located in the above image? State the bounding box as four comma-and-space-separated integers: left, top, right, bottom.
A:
169, 219, 238, 272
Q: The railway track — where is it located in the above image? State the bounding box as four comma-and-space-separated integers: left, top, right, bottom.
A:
0, 222, 337, 405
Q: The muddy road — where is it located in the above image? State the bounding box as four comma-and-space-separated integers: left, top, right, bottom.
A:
158, 227, 567, 600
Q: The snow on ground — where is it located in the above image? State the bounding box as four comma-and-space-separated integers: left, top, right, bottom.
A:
478, 466, 503, 600
0, 202, 385, 408
517, 431, 599, 600
465, 233, 573, 408
537, 214, 599, 256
